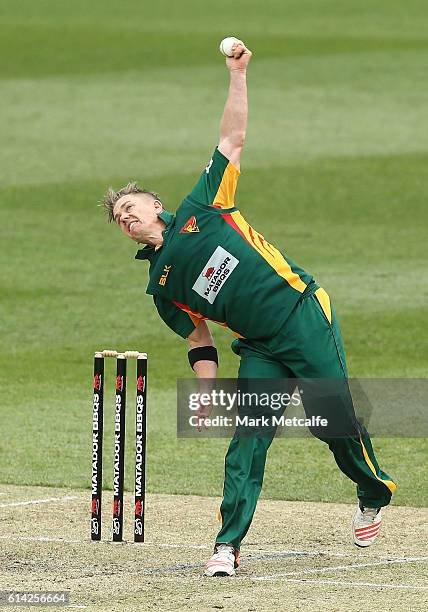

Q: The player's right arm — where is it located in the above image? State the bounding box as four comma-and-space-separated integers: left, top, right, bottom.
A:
218, 40, 252, 171
185, 41, 251, 210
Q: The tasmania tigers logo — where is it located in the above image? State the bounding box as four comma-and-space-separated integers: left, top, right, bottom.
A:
180, 216, 199, 233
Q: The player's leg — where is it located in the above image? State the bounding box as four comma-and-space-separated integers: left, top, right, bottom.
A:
205, 343, 291, 576
274, 287, 396, 545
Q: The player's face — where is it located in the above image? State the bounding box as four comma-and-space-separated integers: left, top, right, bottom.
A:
112, 194, 162, 243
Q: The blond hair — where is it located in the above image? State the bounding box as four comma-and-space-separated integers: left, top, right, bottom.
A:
101, 182, 161, 222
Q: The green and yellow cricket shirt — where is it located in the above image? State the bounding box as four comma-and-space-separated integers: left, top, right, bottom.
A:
135, 147, 313, 340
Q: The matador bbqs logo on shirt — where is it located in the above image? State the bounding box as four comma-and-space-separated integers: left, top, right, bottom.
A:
192, 246, 239, 304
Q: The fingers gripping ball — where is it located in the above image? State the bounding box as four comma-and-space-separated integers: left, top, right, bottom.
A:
219, 36, 242, 58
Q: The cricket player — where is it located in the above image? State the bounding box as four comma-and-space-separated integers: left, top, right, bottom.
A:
102, 40, 396, 577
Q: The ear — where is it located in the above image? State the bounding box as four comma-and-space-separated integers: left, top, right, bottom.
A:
154, 199, 163, 213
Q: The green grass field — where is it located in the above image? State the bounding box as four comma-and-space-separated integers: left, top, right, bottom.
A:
1, 0, 427, 509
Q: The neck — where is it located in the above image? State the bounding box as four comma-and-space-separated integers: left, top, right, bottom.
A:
149, 235, 164, 248
140, 219, 166, 247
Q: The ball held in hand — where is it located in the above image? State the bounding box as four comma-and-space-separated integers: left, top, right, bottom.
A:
219, 36, 241, 57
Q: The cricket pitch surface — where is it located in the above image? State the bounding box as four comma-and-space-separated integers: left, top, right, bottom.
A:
0, 485, 427, 611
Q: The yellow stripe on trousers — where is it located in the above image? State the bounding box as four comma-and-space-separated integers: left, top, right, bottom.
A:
360, 437, 397, 493
315, 287, 332, 324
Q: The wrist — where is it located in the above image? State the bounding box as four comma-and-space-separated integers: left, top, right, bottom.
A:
229, 68, 247, 76
188, 346, 218, 370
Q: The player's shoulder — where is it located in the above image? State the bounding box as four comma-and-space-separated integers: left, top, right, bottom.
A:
203, 146, 237, 173
209, 146, 237, 171
178, 146, 240, 211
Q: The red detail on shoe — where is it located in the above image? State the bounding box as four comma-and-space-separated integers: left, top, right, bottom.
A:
355, 532, 379, 540
356, 526, 381, 539
355, 521, 381, 534
355, 520, 381, 531
355, 532, 380, 542
357, 525, 380, 536
358, 532, 380, 540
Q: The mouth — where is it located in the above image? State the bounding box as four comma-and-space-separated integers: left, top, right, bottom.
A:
127, 220, 140, 233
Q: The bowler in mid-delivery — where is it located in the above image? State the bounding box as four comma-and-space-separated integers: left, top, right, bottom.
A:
102, 40, 396, 577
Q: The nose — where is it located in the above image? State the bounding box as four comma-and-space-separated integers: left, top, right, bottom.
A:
120, 212, 131, 228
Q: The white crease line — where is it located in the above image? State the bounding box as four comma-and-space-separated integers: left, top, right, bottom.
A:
0, 534, 210, 549
273, 578, 428, 590
252, 556, 428, 581
0, 496, 77, 508
92, 541, 211, 550
152, 542, 211, 550
0, 535, 81, 543
0, 536, 378, 558
0, 534, 425, 565
248, 549, 352, 559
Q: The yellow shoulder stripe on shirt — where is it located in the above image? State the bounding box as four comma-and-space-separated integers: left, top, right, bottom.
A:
227, 211, 307, 293
212, 162, 240, 209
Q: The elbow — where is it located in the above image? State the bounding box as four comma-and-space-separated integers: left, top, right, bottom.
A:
218, 136, 245, 166
187, 322, 214, 349
229, 132, 246, 148
220, 133, 246, 150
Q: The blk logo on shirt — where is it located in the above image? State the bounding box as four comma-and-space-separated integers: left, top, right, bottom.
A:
192, 246, 239, 304
159, 264, 172, 286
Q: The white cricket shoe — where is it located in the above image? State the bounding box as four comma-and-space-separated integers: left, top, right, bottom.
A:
352, 503, 382, 547
204, 544, 240, 577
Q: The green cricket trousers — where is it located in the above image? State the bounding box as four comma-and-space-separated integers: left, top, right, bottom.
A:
216, 283, 396, 549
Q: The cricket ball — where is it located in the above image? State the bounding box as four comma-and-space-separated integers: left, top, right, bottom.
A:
219, 36, 241, 58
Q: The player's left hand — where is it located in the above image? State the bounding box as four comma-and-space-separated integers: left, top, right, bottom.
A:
226, 41, 252, 72
195, 401, 213, 432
